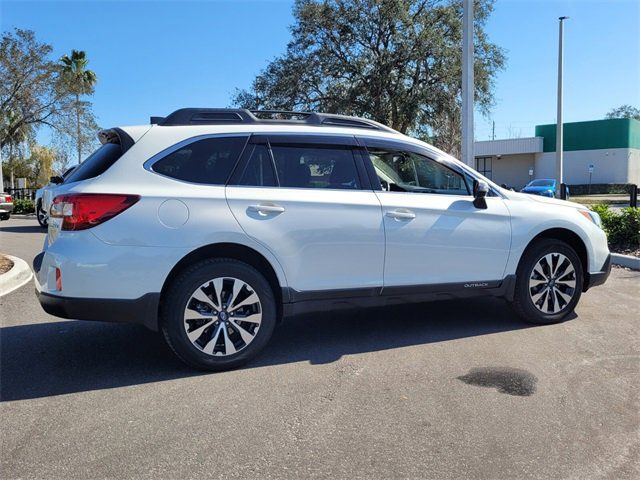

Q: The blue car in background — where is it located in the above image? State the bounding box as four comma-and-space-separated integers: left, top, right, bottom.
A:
521, 179, 569, 198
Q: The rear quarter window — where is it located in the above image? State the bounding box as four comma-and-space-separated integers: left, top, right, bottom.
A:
64, 143, 123, 183
152, 136, 248, 185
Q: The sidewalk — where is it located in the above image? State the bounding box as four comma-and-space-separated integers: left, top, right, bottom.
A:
571, 194, 630, 205
0, 253, 33, 297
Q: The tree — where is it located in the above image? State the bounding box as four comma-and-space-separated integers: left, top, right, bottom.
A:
30, 145, 56, 187
53, 98, 100, 166
234, 0, 505, 157
605, 105, 640, 121
59, 50, 97, 164
0, 29, 70, 150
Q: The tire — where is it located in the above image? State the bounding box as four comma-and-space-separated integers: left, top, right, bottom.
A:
36, 200, 48, 228
511, 238, 584, 324
160, 258, 277, 371
0, 213, 9, 221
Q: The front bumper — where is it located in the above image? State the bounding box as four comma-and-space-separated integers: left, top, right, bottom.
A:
584, 253, 611, 291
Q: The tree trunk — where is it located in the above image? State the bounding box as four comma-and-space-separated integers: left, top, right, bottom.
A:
76, 92, 81, 164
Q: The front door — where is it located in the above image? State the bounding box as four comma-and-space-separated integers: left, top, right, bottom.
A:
226, 134, 385, 295
360, 137, 511, 288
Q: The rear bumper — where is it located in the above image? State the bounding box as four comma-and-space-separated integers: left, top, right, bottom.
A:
0, 202, 13, 213
584, 254, 611, 291
33, 251, 160, 330
35, 289, 161, 331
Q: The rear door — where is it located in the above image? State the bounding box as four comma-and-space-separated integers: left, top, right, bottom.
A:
226, 134, 385, 295
359, 137, 512, 288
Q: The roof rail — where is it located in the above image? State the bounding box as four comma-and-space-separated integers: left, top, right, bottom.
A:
152, 108, 396, 133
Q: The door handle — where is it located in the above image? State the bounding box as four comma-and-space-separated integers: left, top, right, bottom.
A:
248, 204, 285, 214
386, 209, 416, 220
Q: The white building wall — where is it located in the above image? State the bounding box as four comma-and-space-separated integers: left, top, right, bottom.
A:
628, 149, 640, 185
535, 148, 639, 184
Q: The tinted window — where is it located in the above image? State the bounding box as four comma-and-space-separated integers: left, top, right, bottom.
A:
368, 147, 469, 195
270, 144, 361, 189
64, 143, 123, 183
237, 144, 277, 187
153, 136, 247, 184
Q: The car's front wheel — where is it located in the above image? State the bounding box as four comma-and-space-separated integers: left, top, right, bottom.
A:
36, 200, 48, 228
160, 258, 277, 371
511, 239, 584, 324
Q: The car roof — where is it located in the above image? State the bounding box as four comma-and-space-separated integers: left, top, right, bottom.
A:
119, 122, 452, 159
116, 108, 458, 162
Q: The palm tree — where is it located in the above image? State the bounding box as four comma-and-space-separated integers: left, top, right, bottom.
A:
59, 50, 97, 164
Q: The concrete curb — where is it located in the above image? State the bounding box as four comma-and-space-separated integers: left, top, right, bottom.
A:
611, 253, 640, 270
0, 255, 33, 297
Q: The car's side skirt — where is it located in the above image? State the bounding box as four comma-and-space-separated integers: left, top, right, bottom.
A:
282, 275, 516, 318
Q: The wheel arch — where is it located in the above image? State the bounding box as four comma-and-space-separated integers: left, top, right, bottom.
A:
159, 242, 286, 321
518, 228, 589, 290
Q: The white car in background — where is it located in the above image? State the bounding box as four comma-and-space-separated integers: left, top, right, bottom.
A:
33, 109, 611, 371
35, 166, 77, 227
0, 192, 13, 220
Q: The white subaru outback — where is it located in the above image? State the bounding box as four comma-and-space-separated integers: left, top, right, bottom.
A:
34, 109, 611, 370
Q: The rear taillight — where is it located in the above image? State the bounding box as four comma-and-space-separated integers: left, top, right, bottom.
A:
50, 193, 140, 230
4, 195, 12, 203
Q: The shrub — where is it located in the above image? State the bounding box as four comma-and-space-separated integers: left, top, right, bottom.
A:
590, 204, 640, 248
12, 198, 35, 214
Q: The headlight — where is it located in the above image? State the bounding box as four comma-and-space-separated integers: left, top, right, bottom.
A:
579, 210, 602, 228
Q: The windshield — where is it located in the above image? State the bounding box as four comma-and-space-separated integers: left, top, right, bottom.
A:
529, 179, 554, 187
64, 143, 123, 184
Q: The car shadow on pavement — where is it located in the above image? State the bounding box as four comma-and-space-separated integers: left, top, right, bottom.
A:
1, 297, 535, 401
0, 224, 46, 234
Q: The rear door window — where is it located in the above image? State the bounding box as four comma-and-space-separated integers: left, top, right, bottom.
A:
237, 144, 277, 187
270, 144, 361, 190
152, 136, 248, 185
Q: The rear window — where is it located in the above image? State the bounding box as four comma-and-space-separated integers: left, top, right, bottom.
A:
152, 136, 247, 185
64, 143, 123, 183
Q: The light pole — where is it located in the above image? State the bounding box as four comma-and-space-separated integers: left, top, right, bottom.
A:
555, 16, 569, 198
461, 0, 474, 167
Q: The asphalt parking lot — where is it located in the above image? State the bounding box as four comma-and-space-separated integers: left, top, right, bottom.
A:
1, 216, 638, 479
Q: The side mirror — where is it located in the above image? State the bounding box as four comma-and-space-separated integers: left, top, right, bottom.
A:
50, 176, 64, 185
473, 180, 489, 209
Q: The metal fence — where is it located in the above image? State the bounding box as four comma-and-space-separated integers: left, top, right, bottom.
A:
6, 188, 38, 201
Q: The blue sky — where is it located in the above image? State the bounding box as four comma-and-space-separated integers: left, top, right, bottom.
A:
2, 0, 639, 143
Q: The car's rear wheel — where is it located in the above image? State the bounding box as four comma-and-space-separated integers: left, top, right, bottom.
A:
36, 200, 48, 228
511, 238, 583, 324
160, 258, 277, 371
